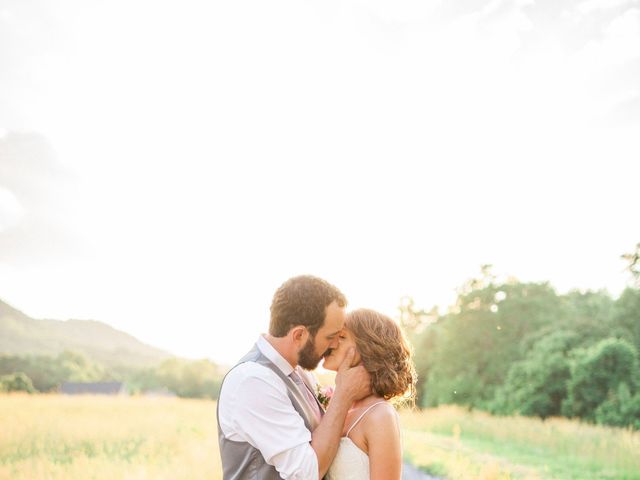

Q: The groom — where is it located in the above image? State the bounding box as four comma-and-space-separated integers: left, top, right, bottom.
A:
217, 275, 371, 479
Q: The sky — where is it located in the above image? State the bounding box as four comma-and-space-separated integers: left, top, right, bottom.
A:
0, 0, 639, 365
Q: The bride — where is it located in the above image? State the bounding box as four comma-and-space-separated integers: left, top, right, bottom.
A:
321, 308, 417, 480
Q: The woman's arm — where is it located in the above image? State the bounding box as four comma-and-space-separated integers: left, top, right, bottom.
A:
365, 404, 403, 480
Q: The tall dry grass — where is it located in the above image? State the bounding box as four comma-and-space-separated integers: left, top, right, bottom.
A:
0, 394, 221, 480
2, 394, 638, 479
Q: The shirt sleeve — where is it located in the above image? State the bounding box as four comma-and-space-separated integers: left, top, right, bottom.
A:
219, 364, 319, 479
270, 442, 319, 480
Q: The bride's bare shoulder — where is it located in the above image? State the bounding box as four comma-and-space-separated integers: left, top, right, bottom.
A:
363, 402, 399, 434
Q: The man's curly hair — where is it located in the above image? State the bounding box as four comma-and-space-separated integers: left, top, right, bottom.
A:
346, 308, 417, 404
269, 275, 347, 337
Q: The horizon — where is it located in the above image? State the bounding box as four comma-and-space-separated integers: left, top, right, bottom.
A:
1, 254, 636, 366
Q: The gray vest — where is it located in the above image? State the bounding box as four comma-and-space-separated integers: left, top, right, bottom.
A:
217, 344, 322, 480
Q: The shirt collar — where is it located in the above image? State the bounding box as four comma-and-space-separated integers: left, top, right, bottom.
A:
256, 334, 295, 377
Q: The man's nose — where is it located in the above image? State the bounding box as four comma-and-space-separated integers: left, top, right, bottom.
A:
329, 337, 340, 349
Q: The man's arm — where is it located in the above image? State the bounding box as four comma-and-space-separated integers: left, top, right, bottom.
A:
310, 348, 371, 478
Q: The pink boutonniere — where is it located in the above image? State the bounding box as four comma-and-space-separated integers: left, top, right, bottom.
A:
316, 385, 334, 409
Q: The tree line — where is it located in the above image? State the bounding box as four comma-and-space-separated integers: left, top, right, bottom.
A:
403, 244, 640, 429
0, 350, 223, 399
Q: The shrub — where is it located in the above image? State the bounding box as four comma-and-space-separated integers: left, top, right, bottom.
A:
594, 383, 640, 429
0, 372, 36, 393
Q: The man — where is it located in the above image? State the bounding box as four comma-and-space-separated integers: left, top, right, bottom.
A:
217, 275, 371, 479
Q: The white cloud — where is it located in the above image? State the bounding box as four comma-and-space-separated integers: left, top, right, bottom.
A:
0, 132, 79, 264
0, 186, 24, 231
351, 0, 442, 23
606, 91, 640, 123
0, 8, 14, 24
576, 7, 640, 67
577, 0, 637, 15
607, 6, 640, 35
481, 0, 534, 56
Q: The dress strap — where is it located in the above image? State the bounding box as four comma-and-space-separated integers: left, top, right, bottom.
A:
346, 401, 386, 437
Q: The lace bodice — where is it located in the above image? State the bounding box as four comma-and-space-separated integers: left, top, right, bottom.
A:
326, 401, 386, 480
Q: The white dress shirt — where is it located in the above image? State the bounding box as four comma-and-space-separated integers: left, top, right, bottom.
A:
218, 335, 320, 480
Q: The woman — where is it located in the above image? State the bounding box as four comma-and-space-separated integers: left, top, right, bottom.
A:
322, 308, 417, 480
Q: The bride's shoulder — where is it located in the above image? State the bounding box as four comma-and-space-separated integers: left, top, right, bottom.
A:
362, 401, 399, 431
371, 401, 397, 417
358, 401, 401, 455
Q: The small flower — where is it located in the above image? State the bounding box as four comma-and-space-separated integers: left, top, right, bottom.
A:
316, 385, 334, 409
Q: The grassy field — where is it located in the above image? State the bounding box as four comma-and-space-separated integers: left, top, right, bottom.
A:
401, 406, 640, 480
1, 394, 639, 480
0, 394, 220, 480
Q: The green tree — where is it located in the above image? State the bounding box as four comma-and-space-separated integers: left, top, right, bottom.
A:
397, 296, 439, 407
0, 351, 109, 392
612, 288, 640, 354
154, 357, 223, 399
423, 276, 567, 408
56, 350, 106, 382
491, 330, 578, 418
0, 372, 36, 393
179, 360, 222, 398
562, 338, 639, 421
562, 290, 615, 345
594, 383, 640, 429
398, 296, 437, 336
622, 242, 640, 288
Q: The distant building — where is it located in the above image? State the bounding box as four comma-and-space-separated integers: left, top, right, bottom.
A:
60, 381, 127, 396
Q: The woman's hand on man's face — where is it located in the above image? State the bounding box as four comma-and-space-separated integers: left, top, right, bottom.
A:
335, 347, 371, 402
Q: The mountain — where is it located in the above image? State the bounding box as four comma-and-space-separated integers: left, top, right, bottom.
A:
0, 298, 172, 368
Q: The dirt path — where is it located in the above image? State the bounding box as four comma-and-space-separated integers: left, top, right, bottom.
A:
403, 461, 444, 480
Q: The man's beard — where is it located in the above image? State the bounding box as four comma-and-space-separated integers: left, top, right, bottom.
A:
298, 335, 325, 370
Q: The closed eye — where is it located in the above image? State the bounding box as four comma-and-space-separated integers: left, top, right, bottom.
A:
327, 330, 342, 341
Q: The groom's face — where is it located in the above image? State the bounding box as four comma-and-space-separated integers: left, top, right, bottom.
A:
298, 301, 345, 370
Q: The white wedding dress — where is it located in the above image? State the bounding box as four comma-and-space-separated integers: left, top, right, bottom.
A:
326, 401, 386, 480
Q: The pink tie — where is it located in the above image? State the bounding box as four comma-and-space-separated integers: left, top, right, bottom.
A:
290, 370, 323, 421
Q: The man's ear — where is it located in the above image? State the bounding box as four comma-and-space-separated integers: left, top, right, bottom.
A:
290, 325, 309, 345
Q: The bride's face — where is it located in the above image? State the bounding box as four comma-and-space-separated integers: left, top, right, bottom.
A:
321, 328, 360, 371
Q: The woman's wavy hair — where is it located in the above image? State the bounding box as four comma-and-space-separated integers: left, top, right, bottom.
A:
346, 308, 417, 406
